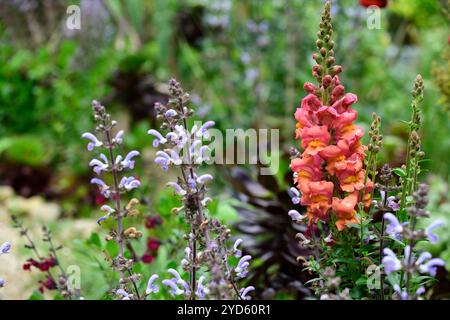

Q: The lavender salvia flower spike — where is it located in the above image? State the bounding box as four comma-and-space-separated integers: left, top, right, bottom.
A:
147, 79, 252, 300
83, 100, 142, 300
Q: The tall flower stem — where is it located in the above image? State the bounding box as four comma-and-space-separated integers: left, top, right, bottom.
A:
102, 120, 126, 288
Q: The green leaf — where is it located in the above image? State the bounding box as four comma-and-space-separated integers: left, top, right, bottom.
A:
106, 241, 119, 258
88, 232, 102, 249
392, 168, 407, 178
28, 290, 45, 300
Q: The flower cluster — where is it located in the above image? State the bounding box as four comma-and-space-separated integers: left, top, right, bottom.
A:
289, 1, 372, 231
382, 184, 445, 299
82, 101, 142, 299
146, 79, 253, 300
0, 242, 11, 288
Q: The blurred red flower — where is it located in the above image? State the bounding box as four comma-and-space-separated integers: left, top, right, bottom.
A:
359, 0, 388, 8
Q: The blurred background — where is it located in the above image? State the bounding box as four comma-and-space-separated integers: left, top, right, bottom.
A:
0, 0, 449, 299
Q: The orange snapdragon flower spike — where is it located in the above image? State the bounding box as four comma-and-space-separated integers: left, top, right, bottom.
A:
290, 1, 372, 231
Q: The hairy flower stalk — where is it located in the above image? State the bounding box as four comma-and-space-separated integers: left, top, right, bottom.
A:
82, 101, 142, 300
399, 75, 425, 215
146, 79, 252, 300
290, 1, 372, 232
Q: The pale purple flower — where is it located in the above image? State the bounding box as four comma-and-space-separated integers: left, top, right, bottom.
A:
167, 268, 190, 293
426, 220, 444, 244
162, 279, 184, 296
239, 286, 255, 300
89, 154, 109, 175
114, 130, 124, 144
167, 182, 187, 196
119, 176, 141, 191
196, 174, 213, 184
148, 129, 167, 147
154, 151, 170, 171
116, 289, 130, 300
121, 150, 139, 170
90, 178, 111, 198
288, 210, 306, 223
382, 248, 402, 274
169, 150, 182, 165
97, 205, 115, 225
380, 191, 399, 211
419, 258, 445, 276
235, 255, 251, 278
289, 187, 301, 205
81, 132, 103, 151
393, 284, 409, 300
195, 146, 211, 164
384, 213, 403, 236
196, 275, 208, 299
145, 274, 159, 295
233, 238, 243, 258
0, 278, 4, 288
0, 242, 11, 255
196, 121, 215, 139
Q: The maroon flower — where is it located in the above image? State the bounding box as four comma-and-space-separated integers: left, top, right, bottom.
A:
141, 253, 155, 264
145, 215, 163, 229
39, 276, 57, 293
146, 238, 160, 251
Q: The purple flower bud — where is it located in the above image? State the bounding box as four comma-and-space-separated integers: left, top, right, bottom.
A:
146, 274, 159, 295
382, 248, 401, 274
239, 286, 255, 300
81, 132, 103, 151
0, 242, 11, 255
121, 150, 139, 170
148, 129, 167, 147
0, 278, 5, 287
426, 220, 444, 244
